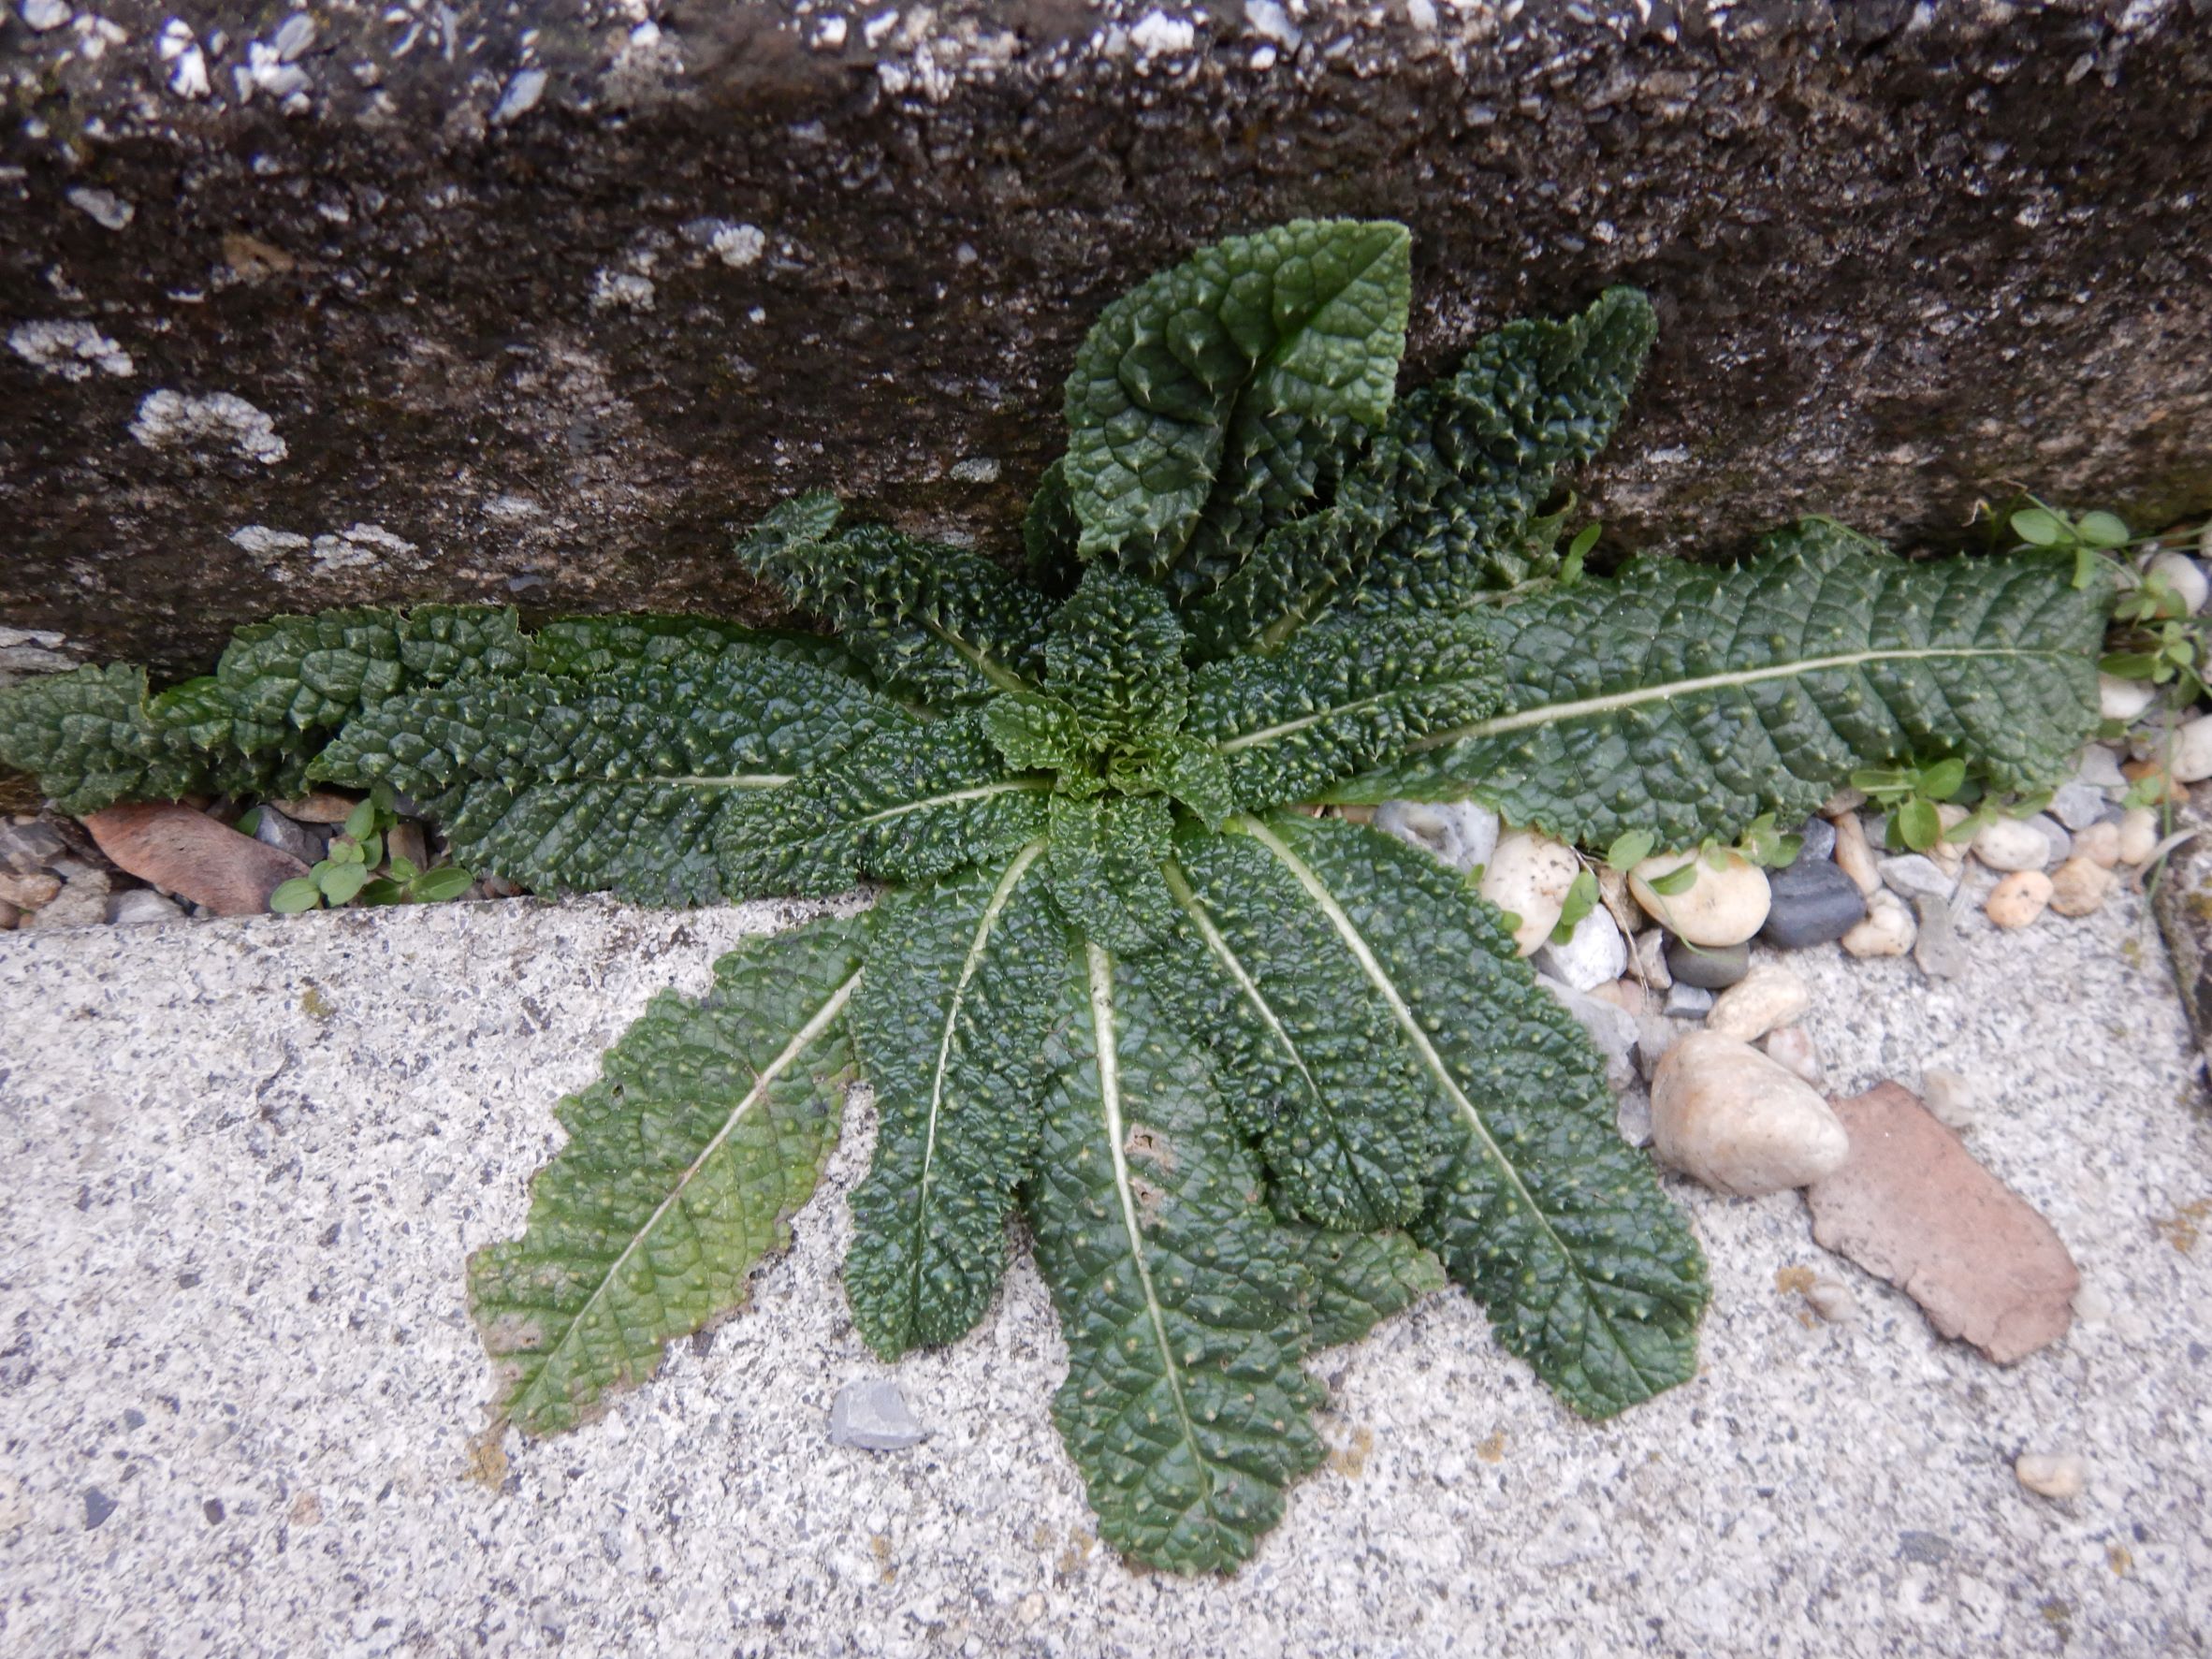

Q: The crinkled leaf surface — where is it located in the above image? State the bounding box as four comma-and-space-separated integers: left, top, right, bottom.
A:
525, 613, 862, 682
1231, 812, 1709, 1418
1064, 220, 1410, 590
1042, 793, 1181, 954
715, 708, 1053, 897
1186, 613, 1503, 810
1334, 521, 2109, 849
313, 648, 914, 904
1025, 939, 1325, 1576
213, 604, 526, 729
845, 844, 1063, 1356
1044, 569, 1191, 740
1284, 1221, 1447, 1349
0, 663, 268, 813
470, 914, 866, 1436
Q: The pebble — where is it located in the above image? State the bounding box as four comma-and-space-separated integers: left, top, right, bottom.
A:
1375, 799, 1500, 873
271, 793, 361, 825
1922, 1068, 1975, 1130
1928, 805, 1973, 879
254, 806, 325, 866
1971, 817, 2053, 873
828, 1378, 928, 1451
1913, 895, 1968, 979
1878, 854, 1955, 903
1633, 1012, 1681, 1084
1831, 811, 1881, 895
1477, 831, 1580, 956
1584, 977, 1649, 1019
1707, 963, 1811, 1043
1764, 1026, 1824, 1087
0, 898, 18, 930
1841, 890, 1916, 957
1758, 856, 1866, 948
2029, 814, 2074, 866
1629, 929, 1673, 990
2147, 549, 2208, 615
1791, 816, 1838, 865
26, 870, 110, 927
2074, 820, 2120, 868
2014, 1452, 2087, 1502
1535, 974, 1639, 1092
2074, 745, 2129, 792
1532, 905, 1626, 992
81, 802, 309, 917
1663, 982, 1714, 1019
0, 869, 61, 910
2050, 780, 2112, 830
2098, 673, 2159, 723
1822, 785, 1868, 815
387, 822, 428, 871
1986, 870, 2054, 928
0, 819, 66, 874
2117, 807, 2160, 865
2171, 717, 2212, 784
1665, 937, 1750, 990
1615, 1087, 1653, 1148
1650, 1031, 1852, 1198
2047, 856, 2113, 917
1628, 851, 1770, 946
1804, 1278, 1861, 1323
107, 889, 183, 925
2121, 757, 2187, 805
81, 1488, 116, 1530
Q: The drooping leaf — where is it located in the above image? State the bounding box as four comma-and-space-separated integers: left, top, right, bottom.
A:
525, 612, 863, 682
735, 494, 1054, 706
469, 913, 866, 1436
1064, 220, 1411, 591
1041, 793, 1180, 954
313, 648, 916, 904
1229, 812, 1709, 1418
1332, 521, 2110, 851
1025, 939, 1325, 1576
714, 708, 1054, 898
1152, 834, 1443, 1231
0, 662, 287, 813
1185, 613, 1503, 811
1283, 1220, 1447, 1348
211, 604, 527, 730
1187, 287, 1654, 654
844, 844, 1063, 1357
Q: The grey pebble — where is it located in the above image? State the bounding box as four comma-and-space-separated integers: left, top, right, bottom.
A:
2075, 745, 2128, 791
107, 889, 182, 925
254, 807, 325, 866
1535, 974, 1638, 1090
1913, 894, 1969, 980
273, 12, 317, 61
828, 1378, 927, 1451
1665, 937, 1749, 989
1759, 858, 1867, 949
2026, 813, 2073, 866
1789, 816, 1837, 866
0, 820, 66, 875
2051, 781, 2108, 831
83, 1488, 116, 1530
1664, 982, 1715, 1018
1878, 853, 1955, 903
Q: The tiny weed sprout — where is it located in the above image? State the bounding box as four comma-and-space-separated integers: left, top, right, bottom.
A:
0, 221, 2115, 1573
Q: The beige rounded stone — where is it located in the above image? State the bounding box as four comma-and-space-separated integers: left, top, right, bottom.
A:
1627, 851, 1770, 947
2174, 716, 2212, 784
1477, 831, 1581, 957
1830, 810, 1881, 896
2148, 549, 2208, 615
2117, 806, 2160, 866
2047, 856, 2114, 917
2015, 1452, 2087, 1501
1708, 963, 1812, 1042
2073, 820, 2121, 868
1841, 889, 1915, 957
1921, 1067, 1975, 1129
1763, 1025, 1824, 1087
1972, 816, 2053, 873
1650, 1031, 1851, 1198
1986, 869, 2054, 928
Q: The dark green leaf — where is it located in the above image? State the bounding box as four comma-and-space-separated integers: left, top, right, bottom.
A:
1041, 793, 1179, 953
845, 845, 1063, 1356
470, 915, 866, 1436
1282, 1222, 1446, 1348
1026, 939, 1325, 1575
1042, 568, 1191, 741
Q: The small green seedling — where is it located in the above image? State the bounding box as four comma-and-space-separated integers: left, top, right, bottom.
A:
269, 786, 473, 912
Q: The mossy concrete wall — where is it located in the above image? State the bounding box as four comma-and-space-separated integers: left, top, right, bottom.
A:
3, 0, 2209, 673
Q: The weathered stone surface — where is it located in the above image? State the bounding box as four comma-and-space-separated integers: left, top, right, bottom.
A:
1, 1, 2208, 679
1807, 1083, 2079, 1364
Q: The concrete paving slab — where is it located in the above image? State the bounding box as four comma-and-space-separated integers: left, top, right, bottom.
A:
0, 873, 2207, 1656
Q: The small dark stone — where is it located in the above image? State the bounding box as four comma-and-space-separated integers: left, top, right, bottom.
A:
1665, 938, 1749, 990
1898, 1530, 1954, 1564
83, 1489, 116, 1530
176, 1271, 201, 1288
122, 1408, 145, 1431
252, 807, 325, 866
1789, 817, 1838, 867
1760, 859, 1868, 949
1914, 895, 1970, 981
202, 1498, 226, 1525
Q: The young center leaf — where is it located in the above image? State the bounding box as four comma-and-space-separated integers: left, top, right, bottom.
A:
470, 913, 867, 1436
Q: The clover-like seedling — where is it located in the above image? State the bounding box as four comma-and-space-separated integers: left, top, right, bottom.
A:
269, 785, 475, 912
0, 221, 2113, 1574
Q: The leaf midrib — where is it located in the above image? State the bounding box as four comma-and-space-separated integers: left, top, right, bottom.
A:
509, 965, 863, 1422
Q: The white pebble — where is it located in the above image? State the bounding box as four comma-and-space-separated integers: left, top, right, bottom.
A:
1650, 1032, 1851, 1198
1804, 1278, 1860, 1323
2147, 550, 2208, 615
2099, 673, 2158, 723
1478, 831, 1581, 956
1376, 798, 1499, 873
1628, 851, 1771, 947
1841, 889, 1916, 957
1879, 853, 1955, 902
2014, 1452, 2087, 1501
1986, 869, 2054, 928
1533, 905, 1626, 992
1831, 810, 1881, 895
2075, 744, 2129, 792
1972, 816, 2053, 873
1921, 1067, 1975, 1128
1630, 928, 1673, 990
1763, 1026, 1824, 1087
2170, 716, 2212, 783
1707, 963, 1811, 1043
2117, 807, 2160, 866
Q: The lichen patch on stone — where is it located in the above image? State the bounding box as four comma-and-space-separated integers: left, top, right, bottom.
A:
129, 390, 288, 465
8, 321, 133, 381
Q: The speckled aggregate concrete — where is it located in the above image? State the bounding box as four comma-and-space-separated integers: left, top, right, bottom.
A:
1, 873, 2207, 1657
